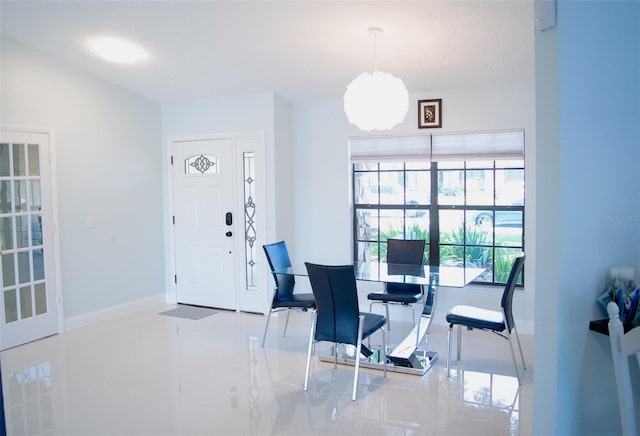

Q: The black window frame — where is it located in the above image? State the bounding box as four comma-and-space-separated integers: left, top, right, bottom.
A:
352, 159, 525, 286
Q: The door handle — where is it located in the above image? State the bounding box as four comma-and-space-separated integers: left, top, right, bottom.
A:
226, 231, 233, 237
225, 212, 233, 226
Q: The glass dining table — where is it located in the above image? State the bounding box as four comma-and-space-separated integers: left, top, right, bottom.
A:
275, 261, 485, 376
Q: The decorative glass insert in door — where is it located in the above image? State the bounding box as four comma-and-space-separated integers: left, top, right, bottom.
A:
1, 141, 47, 324
184, 154, 219, 175
243, 152, 257, 289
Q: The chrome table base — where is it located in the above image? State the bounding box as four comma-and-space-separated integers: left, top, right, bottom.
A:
317, 345, 438, 376
317, 308, 438, 376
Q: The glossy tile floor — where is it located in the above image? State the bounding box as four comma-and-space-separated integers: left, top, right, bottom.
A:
1, 304, 533, 435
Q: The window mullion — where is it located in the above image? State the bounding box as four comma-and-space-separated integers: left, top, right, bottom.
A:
352, 163, 357, 260
429, 161, 439, 266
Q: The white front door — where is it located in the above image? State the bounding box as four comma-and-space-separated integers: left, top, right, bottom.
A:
0, 131, 60, 350
172, 138, 237, 310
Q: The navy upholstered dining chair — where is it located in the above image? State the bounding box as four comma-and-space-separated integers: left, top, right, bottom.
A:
304, 263, 387, 401
445, 253, 526, 384
367, 238, 426, 330
261, 241, 315, 347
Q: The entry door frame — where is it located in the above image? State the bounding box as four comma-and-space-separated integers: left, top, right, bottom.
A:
0, 125, 64, 345
166, 131, 269, 314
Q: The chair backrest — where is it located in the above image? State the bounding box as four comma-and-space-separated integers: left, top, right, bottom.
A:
386, 238, 425, 293
263, 241, 295, 301
500, 253, 525, 332
305, 263, 360, 345
608, 302, 640, 436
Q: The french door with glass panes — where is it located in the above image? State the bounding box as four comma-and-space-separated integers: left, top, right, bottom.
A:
0, 131, 59, 350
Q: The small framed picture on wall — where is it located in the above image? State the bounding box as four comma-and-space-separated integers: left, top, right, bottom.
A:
418, 99, 442, 129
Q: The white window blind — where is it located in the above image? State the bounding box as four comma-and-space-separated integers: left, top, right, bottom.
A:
431, 131, 524, 161
349, 131, 524, 162
349, 135, 431, 162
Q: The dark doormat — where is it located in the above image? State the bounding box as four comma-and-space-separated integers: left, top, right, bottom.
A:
159, 305, 218, 320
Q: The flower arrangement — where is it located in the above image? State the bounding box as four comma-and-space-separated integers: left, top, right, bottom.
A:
596, 272, 640, 327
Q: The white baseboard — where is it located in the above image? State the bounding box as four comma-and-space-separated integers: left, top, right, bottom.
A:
64, 294, 166, 331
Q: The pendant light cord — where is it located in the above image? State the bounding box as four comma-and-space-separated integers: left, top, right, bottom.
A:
373, 30, 378, 72
368, 26, 383, 73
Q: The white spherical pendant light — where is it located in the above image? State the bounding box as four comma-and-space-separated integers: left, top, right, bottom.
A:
343, 27, 409, 131
344, 71, 409, 131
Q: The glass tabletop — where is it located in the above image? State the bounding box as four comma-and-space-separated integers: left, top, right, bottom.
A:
275, 262, 485, 288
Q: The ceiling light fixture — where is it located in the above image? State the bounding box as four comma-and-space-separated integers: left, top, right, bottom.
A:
87, 36, 149, 64
343, 27, 409, 131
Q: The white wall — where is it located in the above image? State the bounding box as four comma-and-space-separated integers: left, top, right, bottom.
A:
534, 1, 640, 434
290, 84, 536, 331
532, 10, 561, 435
0, 35, 165, 319
273, 95, 295, 253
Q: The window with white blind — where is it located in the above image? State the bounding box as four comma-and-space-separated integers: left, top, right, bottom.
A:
351, 130, 525, 285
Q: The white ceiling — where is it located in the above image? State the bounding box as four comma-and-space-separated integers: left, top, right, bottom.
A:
0, 1, 535, 105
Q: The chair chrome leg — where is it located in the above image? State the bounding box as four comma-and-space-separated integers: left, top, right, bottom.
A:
385, 304, 390, 331
447, 325, 453, 377
304, 311, 317, 391
369, 301, 392, 331
513, 324, 527, 370
283, 309, 291, 337
352, 315, 365, 401
382, 326, 387, 378
261, 309, 273, 347
506, 330, 522, 385
456, 324, 462, 362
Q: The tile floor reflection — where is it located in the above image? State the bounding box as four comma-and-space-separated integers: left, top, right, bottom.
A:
0, 304, 533, 435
